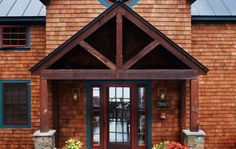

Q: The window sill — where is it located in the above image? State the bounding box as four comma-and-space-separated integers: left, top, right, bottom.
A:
0, 47, 30, 51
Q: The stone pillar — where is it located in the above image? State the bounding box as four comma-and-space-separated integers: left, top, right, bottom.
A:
33, 130, 56, 149
183, 129, 206, 149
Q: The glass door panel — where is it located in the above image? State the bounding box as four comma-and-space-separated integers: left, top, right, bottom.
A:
107, 86, 131, 149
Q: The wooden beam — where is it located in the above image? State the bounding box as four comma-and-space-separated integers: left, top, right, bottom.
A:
41, 69, 198, 80
123, 10, 207, 74
32, 9, 117, 74
79, 41, 116, 70
180, 81, 186, 143
40, 79, 49, 132
190, 79, 199, 132
116, 12, 123, 68
122, 40, 160, 69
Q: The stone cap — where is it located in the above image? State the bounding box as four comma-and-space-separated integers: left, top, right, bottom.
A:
183, 129, 206, 136
33, 130, 56, 137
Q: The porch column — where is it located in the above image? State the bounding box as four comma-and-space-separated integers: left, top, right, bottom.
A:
33, 79, 56, 149
190, 79, 199, 132
183, 79, 205, 149
40, 79, 49, 132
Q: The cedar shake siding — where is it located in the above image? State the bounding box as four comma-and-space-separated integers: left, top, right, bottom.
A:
0, 25, 45, 148
192, 23, 236, 149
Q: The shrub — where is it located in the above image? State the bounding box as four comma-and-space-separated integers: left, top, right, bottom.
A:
65, 139, 82, 149
153, 141, 189, 149
152, 141, 170, 149
167, 141, 189, 149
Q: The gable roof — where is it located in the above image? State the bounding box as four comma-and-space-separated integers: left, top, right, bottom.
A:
30, 2, 208, 75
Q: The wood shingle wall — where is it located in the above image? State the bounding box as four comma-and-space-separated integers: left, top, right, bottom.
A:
192, 23, 236, 149
0, 26, 45, 148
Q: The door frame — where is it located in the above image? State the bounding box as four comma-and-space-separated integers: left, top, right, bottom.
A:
86, 81, 152, 149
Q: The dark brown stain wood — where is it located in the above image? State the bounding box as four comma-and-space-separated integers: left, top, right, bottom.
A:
31, 8, 117, 74
30, 3, 208, 75
79, 41, 116, 70
190, 79, 199, 132
180, 81, 186, 143
40, 79, 49, 132
122, 10, 207, 74
41, 69, 198, 80
116, 12, 123, 68
122, 40, 160, 69
52, 81, 59, 147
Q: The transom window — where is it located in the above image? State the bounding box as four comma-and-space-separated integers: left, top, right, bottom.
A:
0, 81, 30, 128
0, 26, 29, 48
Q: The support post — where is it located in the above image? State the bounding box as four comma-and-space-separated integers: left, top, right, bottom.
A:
183, 79, 206, 149
52, 81, 59, 147
40, 79, 49, 132
180, 81, 186, 143
190, 79, 199, 132
34, 79, 56, 149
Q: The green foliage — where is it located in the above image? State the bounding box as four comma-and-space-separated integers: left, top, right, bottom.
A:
152, 141, 170, 149
65, 139, 82, 149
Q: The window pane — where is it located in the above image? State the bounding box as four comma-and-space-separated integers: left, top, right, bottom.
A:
3, 40, 10, 45
19, 40, 26, 46
138, 87, 146, 145
3, 83, 28, 125
108, 87, 131, 143
138, 87, 145, 109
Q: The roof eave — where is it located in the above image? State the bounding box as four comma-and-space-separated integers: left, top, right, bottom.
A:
0, 16, 45, 25
189, 0, 196, 4
40, 0, 51, 5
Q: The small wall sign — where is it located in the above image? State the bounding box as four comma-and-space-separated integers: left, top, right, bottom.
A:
156, 99, 170, 108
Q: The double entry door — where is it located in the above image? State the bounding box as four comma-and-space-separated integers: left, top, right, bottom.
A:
91, 83, 148, 149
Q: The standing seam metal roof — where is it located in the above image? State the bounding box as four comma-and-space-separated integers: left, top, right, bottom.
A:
0, 0, 45, 17
0, 0, 236, 17
192, 0, 236, 16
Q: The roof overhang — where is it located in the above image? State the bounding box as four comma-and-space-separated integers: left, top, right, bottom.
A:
192, 15, 236, 23
40, 0, 51, 5
0, 17, 45, 25
189, 0, 196, 4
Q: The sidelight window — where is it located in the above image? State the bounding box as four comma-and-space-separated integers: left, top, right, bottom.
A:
92, 87, 101, 145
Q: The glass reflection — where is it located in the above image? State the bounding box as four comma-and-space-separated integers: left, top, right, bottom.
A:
138, 87, 146, 145
108, 87, 131, 143
93, 87, 100, 144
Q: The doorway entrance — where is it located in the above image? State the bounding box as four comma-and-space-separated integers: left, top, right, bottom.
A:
89, 82, 149, 149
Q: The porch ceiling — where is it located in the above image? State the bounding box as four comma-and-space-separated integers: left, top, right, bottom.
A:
30, 2, 208, 79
